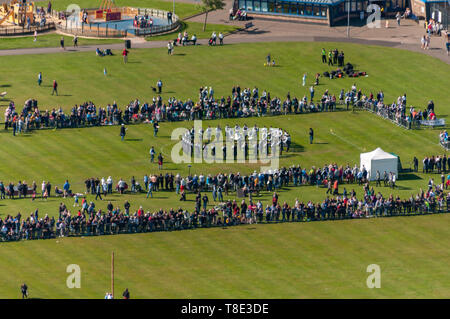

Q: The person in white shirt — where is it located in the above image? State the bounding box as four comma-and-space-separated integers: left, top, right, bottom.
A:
219, 32, 224, 45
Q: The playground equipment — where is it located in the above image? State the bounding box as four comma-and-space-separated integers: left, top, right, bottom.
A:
0, 0, 35, 26
94, 0, 121, 22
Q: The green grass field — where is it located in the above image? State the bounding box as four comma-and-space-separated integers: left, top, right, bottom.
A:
0, 33, 123, 50
0, 42, 448, 113
0, 41, 449, 298
0, 214, 448, 298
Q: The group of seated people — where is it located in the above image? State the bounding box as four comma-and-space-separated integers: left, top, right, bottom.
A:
96, 48, 113, 57
175, 31, 197, 46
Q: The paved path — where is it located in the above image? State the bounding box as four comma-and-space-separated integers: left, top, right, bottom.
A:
0, 3, 448, 64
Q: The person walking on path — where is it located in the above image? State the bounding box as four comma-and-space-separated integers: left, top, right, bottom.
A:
60, 37, 65, 50
73, 35, 78, 47
219, 32, 224, 45
122, 48, 129, 63
34, 30, 37, 42
51, 80, 58, 95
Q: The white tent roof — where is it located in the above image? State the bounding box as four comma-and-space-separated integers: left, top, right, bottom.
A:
360, 148, 397, 160
360, 148, 398, 181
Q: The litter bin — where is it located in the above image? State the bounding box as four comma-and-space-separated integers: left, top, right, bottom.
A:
125, 39, 131, 49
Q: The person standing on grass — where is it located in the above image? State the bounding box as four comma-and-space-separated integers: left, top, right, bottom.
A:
158, 153, 163, 170
219, 32, 224, 45
38, 72, 42, 86
157, 79, 163, 94
51, 80, 58, 95
21, 283, 28, 299
122, 288, 130, 299
302, 73, 307, 87
73, 35, 78, 47
167, 41, 173, 55
60, 37, 65, 50
150, 146, 155, 163
122, 48, 129, 63
120, 123, 127, 141
153, 120, 159, 137
95, 182, 102, 200
309, 128, 314, 144
34, 30, 37, 42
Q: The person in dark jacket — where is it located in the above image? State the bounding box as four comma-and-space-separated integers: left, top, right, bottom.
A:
120, 124, 127, 141
21, 283, 28, 299
122, 288, 130, 299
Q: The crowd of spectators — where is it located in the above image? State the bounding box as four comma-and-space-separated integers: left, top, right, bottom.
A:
3, 84, 437, 134
1, 185, 448, 242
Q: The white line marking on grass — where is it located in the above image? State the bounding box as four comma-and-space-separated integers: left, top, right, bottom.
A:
329, 128, 365, 152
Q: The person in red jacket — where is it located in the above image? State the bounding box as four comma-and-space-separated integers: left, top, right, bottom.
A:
52, 80, 58, 95
122, 48, 129, 63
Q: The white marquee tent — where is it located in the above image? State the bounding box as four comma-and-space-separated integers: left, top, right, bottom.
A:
360, 148, 398, 181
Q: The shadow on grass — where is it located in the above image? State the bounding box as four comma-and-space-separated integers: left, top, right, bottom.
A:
399, 173, 422, 181
126, 138, 143, 142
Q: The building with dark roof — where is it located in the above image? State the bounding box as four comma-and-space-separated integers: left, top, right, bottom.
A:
234, 0, 409, 26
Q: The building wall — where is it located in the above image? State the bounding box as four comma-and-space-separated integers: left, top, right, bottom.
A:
411, 0, 426, 18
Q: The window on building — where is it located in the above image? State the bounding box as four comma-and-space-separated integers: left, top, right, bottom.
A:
313, 5, 320, 16
321, 6, 327, 17
275, 1, 283, 13
351, 1, 356, 12
239, 0, 245, 10
261, 0, 268, 12
289, 2, 298, 15
305, 5, 312, 15
298, 3, 305, 15
282, 2, 289, 13
268, 0, 275, 12
254, 0, 261, 11
357, 1, 362, 11
246, 0, 253, 11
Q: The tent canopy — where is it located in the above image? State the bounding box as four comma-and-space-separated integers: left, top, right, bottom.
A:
360, 147, 398, 181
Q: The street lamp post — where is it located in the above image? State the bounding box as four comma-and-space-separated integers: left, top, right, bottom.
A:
347, 0, 350, 38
